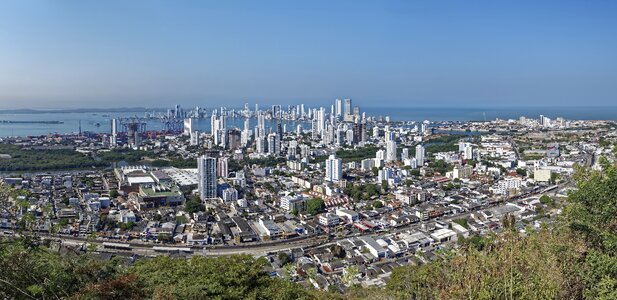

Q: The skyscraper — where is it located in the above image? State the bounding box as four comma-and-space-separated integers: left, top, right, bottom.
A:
325, 154, 343, 182
343, 98, 352, 117
211, 112, 219, 145
415, 145, 425, 166
276, 122, 283, 154
386, 140, 397, 162
110, 118, 118, 147
335, 98, 343, 117
198, 155, 217, 200
256, 136, 266, 154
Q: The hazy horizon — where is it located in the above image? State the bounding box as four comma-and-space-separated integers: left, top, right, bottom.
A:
1, 1, 616, 109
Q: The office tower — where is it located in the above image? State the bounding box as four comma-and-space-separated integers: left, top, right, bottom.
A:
198, 155, 217, 200
110, 118, 118, 147
401, 148, 409, 161
217, 157, 229, 179
183, 118, 194, 136
335, 98, 343, 117
296, 124, 302, 135
416, 145, 425, 166
386, 140, 397, 162
325, 154, 343, 182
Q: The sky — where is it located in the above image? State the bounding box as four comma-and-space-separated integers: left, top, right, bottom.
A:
0, 0, 616, 109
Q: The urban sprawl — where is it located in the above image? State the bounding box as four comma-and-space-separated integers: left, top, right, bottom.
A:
1, 99, 614, 291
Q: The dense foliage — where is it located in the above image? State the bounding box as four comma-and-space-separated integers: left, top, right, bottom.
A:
0, 144, 106, 171
307, 197, 326, 215
313, 147, 379, 163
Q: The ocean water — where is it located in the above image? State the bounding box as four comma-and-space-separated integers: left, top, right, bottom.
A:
0, 111, 306, 137
366, 106, 617, 122
0, 106, 615, 137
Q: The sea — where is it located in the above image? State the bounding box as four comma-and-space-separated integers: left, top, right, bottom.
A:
0, 106, 615, 137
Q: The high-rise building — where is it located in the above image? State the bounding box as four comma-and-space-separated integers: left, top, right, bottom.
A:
386, 140, 397, 162
459, 142, 473, 160
190, 130, 200, 146
183, 118, 194, 136
335, 98, 343, 117
343, 98, 352, 117
415, 145, 425, 166
276, 123, 283, 153
211, 112, 219, 145
256, 136, 266, 154
257, 111, 265, 138
317, 107, 326, 134
272, 105, 282, 119
267, 133, 278, 155
325, 154, 343, 182
227, 129, 241, 149
198, 155, 217, 200
110, 118, 118, 147
217, 157, 229, 179
401, 148, 409, 161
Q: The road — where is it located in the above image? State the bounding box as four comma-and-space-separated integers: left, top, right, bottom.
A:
8, 183, 567, 257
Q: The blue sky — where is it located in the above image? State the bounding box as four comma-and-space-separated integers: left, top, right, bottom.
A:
0, 0, 616, 109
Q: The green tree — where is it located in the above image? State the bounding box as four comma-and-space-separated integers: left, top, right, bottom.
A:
564, 162, 617, 298
306, 198, 325, 215
539, 194, 554, 207
373, 200, 384, 209
185, 196, 205, 214
278, 252, 292, 265
331, 245, 346, 259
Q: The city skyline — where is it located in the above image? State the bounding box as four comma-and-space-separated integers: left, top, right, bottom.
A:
1, 1, 617, 109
